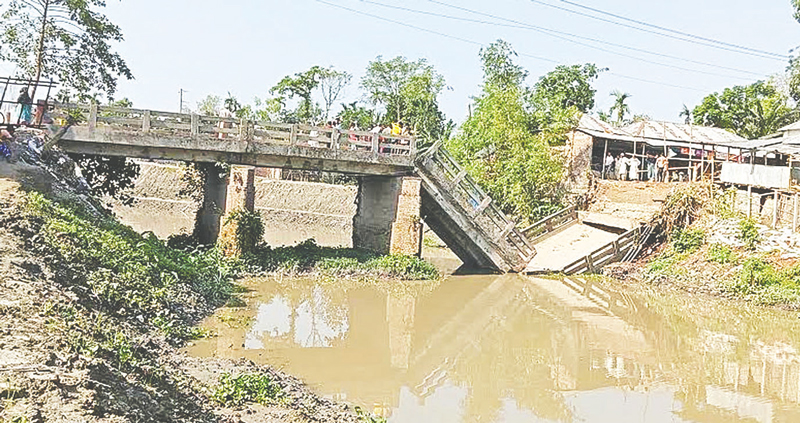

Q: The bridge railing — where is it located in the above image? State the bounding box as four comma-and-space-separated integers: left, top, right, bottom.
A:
419, 141, 535, 266
561, 226, 643, 275
521, 206, 578, 241
51, 103, 416, 158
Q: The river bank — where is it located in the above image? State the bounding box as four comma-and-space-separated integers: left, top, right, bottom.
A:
605, 182, 800, 310
0, 134, 423, 422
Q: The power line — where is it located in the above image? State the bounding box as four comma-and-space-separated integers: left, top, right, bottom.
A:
316, 0, 708, 92
359, 0, 762, 79
316, 0, 557, 62
554, 0, 788, 59
526, 0, 788, 61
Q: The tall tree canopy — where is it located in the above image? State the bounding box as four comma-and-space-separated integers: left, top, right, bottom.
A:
1, 0, 133, 98
608, 90, 632, 126
269, 65, 351, 124
446, 41, 573, 222
361, 56, 450, 143
692, 80, 796, 139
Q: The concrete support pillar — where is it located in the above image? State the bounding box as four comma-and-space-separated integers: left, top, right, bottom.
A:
352, 176, 422, 256
223, 166, 256, 215
218, 166, 256, 255
193, 163, 228, 246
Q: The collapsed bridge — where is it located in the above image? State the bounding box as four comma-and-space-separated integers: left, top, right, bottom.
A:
46, 103, 638, 273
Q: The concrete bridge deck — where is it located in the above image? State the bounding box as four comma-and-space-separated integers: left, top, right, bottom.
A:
523, 211, 642, 275
52, 103, 417, 176
48, 103, 537, 273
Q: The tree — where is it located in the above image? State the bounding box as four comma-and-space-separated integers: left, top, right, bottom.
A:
197, 95, 222, 116
447, 41, 565, 222
531, 63, 605, 114
270, 67, 323, 123
528, 62, 603, 145
692, 80, 796, 139
318, 68, 351, 121
361, 56, 450, 143
0, 0, 133, 99
794, 0, 800, 22
679, 104, 692, 124
72, 153, 140, 205
337, 101, 379, 130
608, 90, 632, 126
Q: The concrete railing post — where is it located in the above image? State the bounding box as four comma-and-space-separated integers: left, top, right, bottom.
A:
372, 133, 380, 154
142, 110, 151, 133
191, 114, 199, 138
88, 103, 98, 132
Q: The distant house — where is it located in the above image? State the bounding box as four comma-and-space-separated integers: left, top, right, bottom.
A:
568, 115, 749, 183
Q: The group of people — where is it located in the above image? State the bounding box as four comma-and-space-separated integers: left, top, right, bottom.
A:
603, 152, 669, 182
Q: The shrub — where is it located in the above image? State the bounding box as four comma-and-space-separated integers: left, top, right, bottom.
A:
737, 258, 782, 290
738, 218, 760, 251
672, 228, 705, 253
212, 373, 282, 406
224, 209, 265, 254
707, 244, 736, 264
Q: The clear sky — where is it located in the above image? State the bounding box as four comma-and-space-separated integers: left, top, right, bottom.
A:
33, 0, 800, 124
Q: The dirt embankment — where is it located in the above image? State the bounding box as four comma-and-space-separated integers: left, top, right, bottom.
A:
588, 180, 672, 223
0, 136, 371, 422
110, 162, 357, 247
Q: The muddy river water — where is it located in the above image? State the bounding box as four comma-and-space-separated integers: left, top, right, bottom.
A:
186, 274, 800, 422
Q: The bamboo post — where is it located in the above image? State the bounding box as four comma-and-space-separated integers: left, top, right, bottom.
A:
793, 194, 798, 232
602, 139, 609, 179
773, 190, 779, 229
748, 185, 752, 218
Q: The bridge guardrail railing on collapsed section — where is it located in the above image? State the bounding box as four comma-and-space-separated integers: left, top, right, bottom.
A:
521, 206, 579, 241
50, 103, 416, 159
418, 141, 536, 268
560, 225, 643, 275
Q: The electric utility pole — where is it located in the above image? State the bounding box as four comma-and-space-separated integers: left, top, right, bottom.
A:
179, 88, 187, 113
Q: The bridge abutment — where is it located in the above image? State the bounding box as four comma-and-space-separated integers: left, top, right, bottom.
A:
352, 176, 422, 256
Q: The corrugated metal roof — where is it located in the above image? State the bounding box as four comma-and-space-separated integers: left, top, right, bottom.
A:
576, 114, 632, 137
622, 121, 747, 145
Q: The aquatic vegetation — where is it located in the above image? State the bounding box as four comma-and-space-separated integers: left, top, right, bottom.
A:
243, 239, 440, 280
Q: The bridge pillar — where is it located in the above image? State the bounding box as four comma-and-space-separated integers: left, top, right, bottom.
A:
218, 166, 257, 255
193, 163, 228, 246
352, 176, 422, 256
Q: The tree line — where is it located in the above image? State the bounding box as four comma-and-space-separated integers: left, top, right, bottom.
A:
3, 0, 800, 225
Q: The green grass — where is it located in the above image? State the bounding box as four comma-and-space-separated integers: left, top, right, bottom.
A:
22, 192, 237, 351
706, 244, 737, 265
671, 228, 705, 254
212, 373, 283, 406
738, 218, 761, 251
241, 239, 439, 280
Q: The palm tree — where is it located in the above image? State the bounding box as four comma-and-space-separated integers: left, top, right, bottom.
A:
609, 90, 632, 126
679, 104, 692, 124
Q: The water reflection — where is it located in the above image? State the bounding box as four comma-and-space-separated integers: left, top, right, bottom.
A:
187, 274, 800, 423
